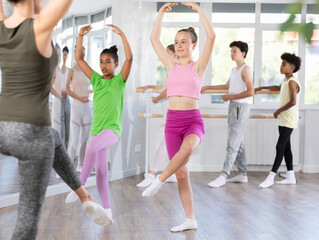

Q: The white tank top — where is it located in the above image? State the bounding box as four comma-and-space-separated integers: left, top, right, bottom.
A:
229, 64, 249, 103
70, 67, 90, 98
61, 67, 68, 92
53, 67, 62, 94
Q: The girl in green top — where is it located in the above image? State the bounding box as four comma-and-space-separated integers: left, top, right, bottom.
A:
66, 24, 133, 224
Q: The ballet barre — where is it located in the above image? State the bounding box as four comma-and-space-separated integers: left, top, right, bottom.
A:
136, 86, 281, 173
138, 113, 300, 119
136, 87, 280, 95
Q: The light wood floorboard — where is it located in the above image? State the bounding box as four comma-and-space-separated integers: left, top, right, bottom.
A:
1, 172, 319, 240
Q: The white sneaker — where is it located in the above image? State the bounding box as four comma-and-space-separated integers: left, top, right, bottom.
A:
136, 173, 155, 188
208, 175, 226, 188
165, 174, 177, 183
76, 164, 83, 173
276, 170, 296, 185
258, 172, 276, 189
279, 172, 287, 179
226, 175, 248, 183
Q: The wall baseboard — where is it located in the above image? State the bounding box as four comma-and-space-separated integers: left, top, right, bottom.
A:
0, 166, 145, 209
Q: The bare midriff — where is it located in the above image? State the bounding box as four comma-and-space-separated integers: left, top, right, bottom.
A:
168, 96, 199, 110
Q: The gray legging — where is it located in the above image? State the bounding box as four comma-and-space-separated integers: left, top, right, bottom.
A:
0, 121, 82, 240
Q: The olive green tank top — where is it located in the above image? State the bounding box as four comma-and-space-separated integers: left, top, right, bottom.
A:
0, 18, 58, 126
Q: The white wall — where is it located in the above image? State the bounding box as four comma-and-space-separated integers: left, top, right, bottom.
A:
302, 110, 319, 173
107, 0, 157, 180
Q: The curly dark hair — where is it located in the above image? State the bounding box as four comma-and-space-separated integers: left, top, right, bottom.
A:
63, 46, 69, 54
100, 45, 118, 63
281, 52, 301, 73
7, 0, 22, 3
229, 41, 248, 58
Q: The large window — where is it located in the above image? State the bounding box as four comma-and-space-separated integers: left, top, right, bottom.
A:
261, 31, 298, 103
305, 29, 319, 105
212, 3, 255, 23
261, 4, 301, 24
90, 36, 104, 74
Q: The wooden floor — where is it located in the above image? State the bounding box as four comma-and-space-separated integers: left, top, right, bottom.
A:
1, 172, 319, 240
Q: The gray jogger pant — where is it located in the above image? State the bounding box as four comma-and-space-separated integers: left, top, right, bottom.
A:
0, 121, 82, 240
61, 96, 70, 149
221, 101, 250, 177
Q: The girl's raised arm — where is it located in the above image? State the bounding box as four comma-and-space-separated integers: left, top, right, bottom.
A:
182, 2, 216, 78
150, 2, 177, 73
106, 24, 133, 82
75, 25, 94, 80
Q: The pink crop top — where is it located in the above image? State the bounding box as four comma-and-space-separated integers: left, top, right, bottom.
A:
167, 62, 203, 100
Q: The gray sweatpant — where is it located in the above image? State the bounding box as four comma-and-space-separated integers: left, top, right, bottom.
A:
221, 101, 250, 177
0, 121, 82, 240
61, 96, 70, 149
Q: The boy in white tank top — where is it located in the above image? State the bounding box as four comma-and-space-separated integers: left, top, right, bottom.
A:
202, 41, 254, 188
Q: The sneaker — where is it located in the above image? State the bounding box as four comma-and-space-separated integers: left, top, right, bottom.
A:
226, 175, 248, 183
165, 174, 177, 183
136, 173, 155, 188
279, 172, 287, 179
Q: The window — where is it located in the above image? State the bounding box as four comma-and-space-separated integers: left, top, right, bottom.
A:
62, 18, 73, 38
305, 29, 319, 105
90, 36, 104, 74
75, 16, 89, 33
91, 11, 105, 30
212, 3, 255, 23
65, 38, 74, 68
306, 4, 319, 24
158, 3, 199, 22
261, 4, 301, 24
261, 31, 298, 103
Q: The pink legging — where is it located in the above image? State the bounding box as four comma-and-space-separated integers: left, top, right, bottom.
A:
80, 129, 118, 209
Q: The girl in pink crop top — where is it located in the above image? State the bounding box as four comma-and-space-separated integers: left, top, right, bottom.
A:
167, 61, 203, 99
142, 2, 216, 233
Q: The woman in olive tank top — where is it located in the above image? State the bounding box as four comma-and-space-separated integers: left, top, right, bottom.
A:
0, 1, 113, 239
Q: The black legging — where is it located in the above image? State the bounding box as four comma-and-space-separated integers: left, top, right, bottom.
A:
271, 126, 294, 173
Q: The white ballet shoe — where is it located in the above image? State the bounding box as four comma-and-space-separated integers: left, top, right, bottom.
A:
276, 170, 296, 185
82, 201, 114, 226
258, 172, 276, 189
165, 174, 177, 183
226, 175, 248, 183
208, 175, 226, 188
170, 218, 198, 232
142, 175, 163, 197
136, 173, 155, 188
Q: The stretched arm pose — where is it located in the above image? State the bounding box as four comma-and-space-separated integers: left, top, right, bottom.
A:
76, 24, 133, 81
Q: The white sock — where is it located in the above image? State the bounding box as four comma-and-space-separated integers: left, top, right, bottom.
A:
136, 173, 155, 188
142, 175, 163, 197
170, 218, 198, 232
82, 201, 114, 226
259, 171, 276, 188
65, 191, 79, 204
276, 170, 296, 185
165, 174, 177, 183
226, 175, 248, 183
208, 175, 226, 188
